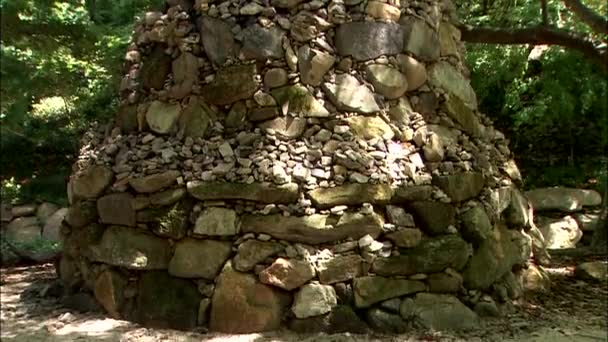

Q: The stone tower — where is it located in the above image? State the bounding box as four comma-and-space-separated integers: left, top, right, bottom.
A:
61, 0, 544, 333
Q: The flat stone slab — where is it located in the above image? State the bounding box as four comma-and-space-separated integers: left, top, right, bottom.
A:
187, 181, 299, 204
242, 212, 384, 244
308, 184, 393, 208
525, 187, 602, 213
372, 235, 470, 276
353, 276, 425, 308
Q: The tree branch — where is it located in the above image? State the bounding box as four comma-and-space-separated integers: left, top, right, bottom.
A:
562, 0, 608, 35
457, 24, 607, 70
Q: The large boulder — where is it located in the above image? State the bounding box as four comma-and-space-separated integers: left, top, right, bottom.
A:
210, 262, 291, 333
463, 225, 531, 289
187, 181, 299, 204
88, 227, 171, 270
400, 293, 479, 330
537, 215, 583, 249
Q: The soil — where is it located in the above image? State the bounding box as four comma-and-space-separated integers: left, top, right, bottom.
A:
1, 251, 606, 342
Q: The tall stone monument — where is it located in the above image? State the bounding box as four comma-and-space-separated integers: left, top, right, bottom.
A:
61, 0, 546, 333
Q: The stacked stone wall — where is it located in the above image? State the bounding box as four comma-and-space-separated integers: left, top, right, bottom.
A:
61, 0, 546, 333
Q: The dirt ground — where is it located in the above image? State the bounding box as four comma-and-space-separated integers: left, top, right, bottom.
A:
1, 252, 606, 342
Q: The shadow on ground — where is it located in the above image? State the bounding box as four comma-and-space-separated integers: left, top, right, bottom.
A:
1, 253, 606, 342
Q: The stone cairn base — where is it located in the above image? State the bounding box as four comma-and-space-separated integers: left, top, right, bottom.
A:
60, 0, 548, 333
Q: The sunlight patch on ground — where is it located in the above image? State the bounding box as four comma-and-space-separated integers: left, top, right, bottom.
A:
53, 318, 130, 336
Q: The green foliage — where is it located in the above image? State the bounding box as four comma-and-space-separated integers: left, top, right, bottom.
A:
0, 0, 163, 203
461, 0, 608, 189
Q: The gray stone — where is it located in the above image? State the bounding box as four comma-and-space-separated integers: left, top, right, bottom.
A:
385, 228, 422, 248
242, 212, 384, 244
241, 25, 285, 61
403, 293, 479, 330
335, 22, 403, 61
299, 45, 335, 86
353, 276, 425, 308
525, 187, 602, 213
396, 54, 427, 91
169, 52, 198, 99
248, 107, 279, 122
65, 201, 97, 229
146, 101, 182, 134
422, 133, 444, 162
42, 207, 67, 242
386, 205, 415, 227
392, 185, 433, 203
5, 217, 41, 245
258, 116, 307, 139
323, 74, 380, 113
537, 215, 582, 249
129, 170, 180, 193
292, 283, 338, 318
194, 207, 238, 236
400, 17, 440, 61
36, 202, 59, 224
97, 193, 135, 227
439, 22, 460, 57
137, 200, 190, 240
407, 201, 455, 235
474, 300, 501, 317
88, 226, 171, 270
198, 298, 211, 326
264, 68, 288, 88
199, 16, 236, 66
505, 187, 531, 227
272, 0, 306, 8
366, 308, 407, 333
272, 84, 329, 118
389, 98, 413, 127
187, 181, 299, 204
366, 1, 401, 21
574, 212, 601, 232
94, 269, 127, 319
461, 204, 493, 243
202, 64, 257, 105
260, 258, 315, 290
346, 116, 394, 140
141, 46, 171, 90
318, 254, 363, 284
169, 239, 232, 279
433, 172, 484, 202
69, 166, 113, 201
11, 204, 37, 217
365, 64, 408, 99
575, 261, 607, 282
427, 270, 463, 293
372, 235, 470, 276
520, 265, 551, 293
289, 305, 370, 334
149, 187, 186, 207
308, 184, 393, 208
225, 102, 248, 130
177, 97, 212, 138
429, 61, 477, 110
234, 240, 285, 272
442, 94, 482, 137
463, 224, 531, 289
132, 271, 201, 330
210, 261, 290, 333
